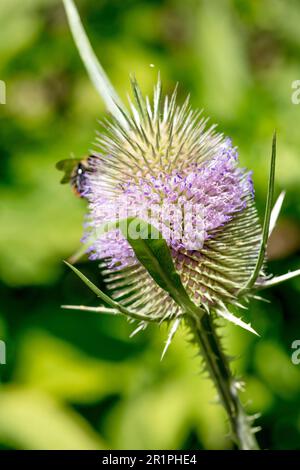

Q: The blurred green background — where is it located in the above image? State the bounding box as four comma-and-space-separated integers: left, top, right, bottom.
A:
1, 0, 300, 450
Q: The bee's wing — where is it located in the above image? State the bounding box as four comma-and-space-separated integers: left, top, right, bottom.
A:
56, 158, 82, 184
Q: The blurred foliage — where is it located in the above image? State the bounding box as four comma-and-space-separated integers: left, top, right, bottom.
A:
0, 0, 300, 450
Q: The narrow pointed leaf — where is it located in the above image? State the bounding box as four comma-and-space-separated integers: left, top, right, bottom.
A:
64, 261, 157, 322
62, 0, 128, 125
240, 133, 277, 292
117, 217, 203, 319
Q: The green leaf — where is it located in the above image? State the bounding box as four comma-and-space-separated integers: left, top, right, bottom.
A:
117, 217, 203, 318
64, 261, 160, 323
62, 0, 128, 126
240, 132, 277, 293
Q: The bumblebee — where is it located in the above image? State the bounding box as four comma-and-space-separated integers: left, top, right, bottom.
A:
56, 155, 98, 198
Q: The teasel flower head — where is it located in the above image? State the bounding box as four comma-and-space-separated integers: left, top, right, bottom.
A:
66, 76, 268, 335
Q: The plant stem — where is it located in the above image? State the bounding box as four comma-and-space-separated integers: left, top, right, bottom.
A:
187, 313, 260, 450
